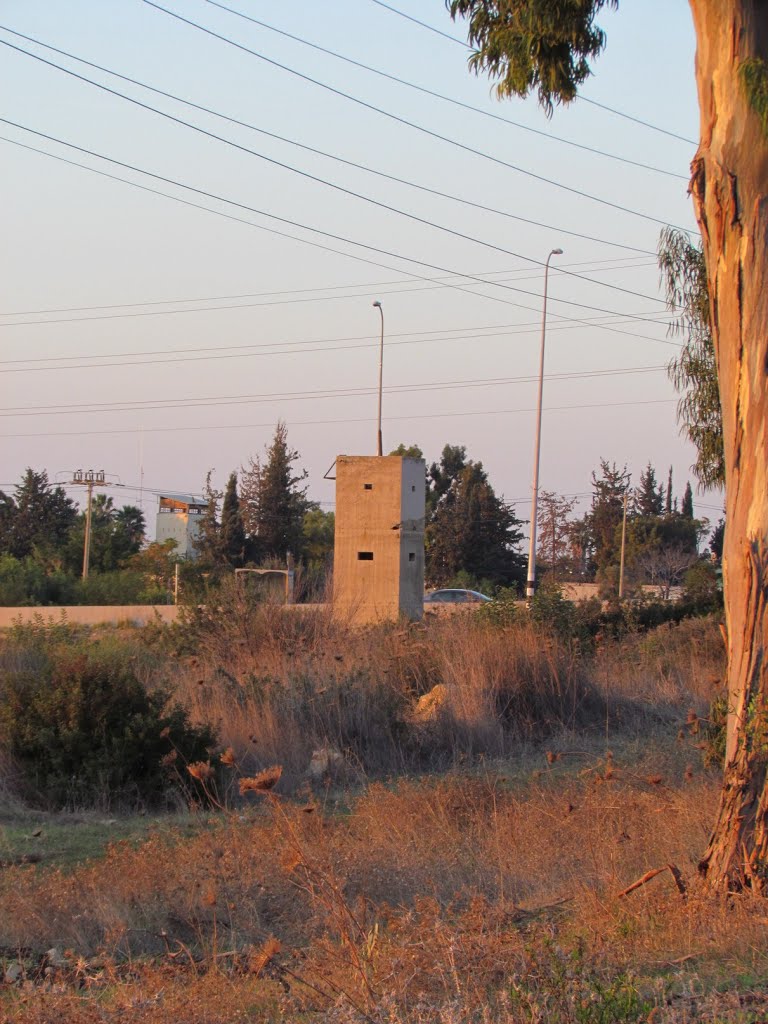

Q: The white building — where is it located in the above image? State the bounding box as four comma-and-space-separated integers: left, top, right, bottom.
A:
155, 493, 206, 558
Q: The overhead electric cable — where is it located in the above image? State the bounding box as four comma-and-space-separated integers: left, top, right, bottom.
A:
0, 255, 655, 319
0, 397, 677, 440
139, 1, 693, 232
0, 313, 674, 371
0, 324, 676, 374
367, 0, 698, 145
0, 32, 670, 306
2, 128, 651, 264
0, 266, 667, 329
0, 118, 681, 334
0, 22, 657, 257
368, 0, 468, 45
202, 0, 685, 180
2, 365, 664, 417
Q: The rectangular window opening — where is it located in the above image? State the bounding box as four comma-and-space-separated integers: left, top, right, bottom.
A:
408, 552, 416, 562
411, 485, 416, 492
364, 483, 373, 490
358, 551, 374, 561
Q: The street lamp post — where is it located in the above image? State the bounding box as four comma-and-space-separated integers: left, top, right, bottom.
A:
526, 248, 563, 601
373, 300, 384, 456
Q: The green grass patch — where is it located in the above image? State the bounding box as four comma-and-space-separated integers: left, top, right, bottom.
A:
0, 811, 205, 870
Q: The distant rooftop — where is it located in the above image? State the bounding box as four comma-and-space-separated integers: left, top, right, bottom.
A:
157, 492, 206, 507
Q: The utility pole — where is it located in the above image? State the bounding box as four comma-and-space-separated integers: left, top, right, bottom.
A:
68, 469, 113, 579
525, 248, 563, 601
373, 300, 384, 456
618, 487, 629, 600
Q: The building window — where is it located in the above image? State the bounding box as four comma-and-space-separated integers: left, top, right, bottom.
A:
408, 552, 416, 562
411, 485, 416, 492
357, 551, 374, 561
364, 483, 373, 490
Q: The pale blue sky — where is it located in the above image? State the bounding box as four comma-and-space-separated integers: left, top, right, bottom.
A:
0, 1, 722, 533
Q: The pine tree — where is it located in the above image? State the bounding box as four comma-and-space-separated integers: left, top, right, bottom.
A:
220, 472, 246, 568
426, 444, 468, 514
426, 460, 524, 587
665, 466, 673, 515
4, 469, 78, 560
240, 422, 312, 563
194, 471, 223, 565
634, 463, 664, 517
587, 459, 630, 574
389, 443, 424, 458
536, 490, 578, 578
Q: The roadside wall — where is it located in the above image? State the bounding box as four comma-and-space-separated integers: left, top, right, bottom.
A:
0, 606, 180, 628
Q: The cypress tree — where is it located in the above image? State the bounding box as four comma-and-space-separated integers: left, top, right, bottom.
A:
220, 472, 247, 568
682, 481, 694, 519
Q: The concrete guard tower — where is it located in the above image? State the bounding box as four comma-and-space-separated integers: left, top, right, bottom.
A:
334, 455, 425, 623
156, 493, 206, 558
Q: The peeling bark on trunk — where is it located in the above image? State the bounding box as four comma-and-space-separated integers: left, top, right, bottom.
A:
689, 0, 768, 890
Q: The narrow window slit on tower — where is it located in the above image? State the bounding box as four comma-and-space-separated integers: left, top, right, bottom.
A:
358, 551, 374, 560
408, 552, 416, 562
364, 483, 373, 490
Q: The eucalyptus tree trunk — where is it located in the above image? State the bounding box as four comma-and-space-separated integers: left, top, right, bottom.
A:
689, 0, 768, 890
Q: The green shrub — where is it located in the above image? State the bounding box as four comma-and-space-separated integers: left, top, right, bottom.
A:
72, 570, 170, 606
703, 691, 728, 769
476, 587, 520, 627
0, 630, 216, 809
530, 579, 588, 641
0, 555, 75, 606
683, 560, 722, 612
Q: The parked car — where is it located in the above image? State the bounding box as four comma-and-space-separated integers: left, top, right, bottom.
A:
424, 589, 492, 604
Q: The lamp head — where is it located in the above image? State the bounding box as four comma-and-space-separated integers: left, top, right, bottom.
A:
552, 248, 563, 256
373, 300, 382, 308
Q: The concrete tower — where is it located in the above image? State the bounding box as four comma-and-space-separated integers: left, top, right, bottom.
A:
333, 455, 425, 623
155, 493, 206, 558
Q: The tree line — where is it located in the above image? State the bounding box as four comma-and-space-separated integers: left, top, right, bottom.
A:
0, 430, 718, 606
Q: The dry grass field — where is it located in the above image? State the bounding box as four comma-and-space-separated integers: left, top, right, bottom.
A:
1, 600, 765, 1023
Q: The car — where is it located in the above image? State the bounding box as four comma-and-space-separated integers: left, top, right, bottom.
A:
424, 588, 492, 604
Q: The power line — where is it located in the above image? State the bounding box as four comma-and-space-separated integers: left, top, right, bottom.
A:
0, 255, 655, 319
0, 263, 664, 330
0, 397, 677, 440
202, 0, 686, 181
367, 0, 698, 146
0, 23, 658, 258
368, 0, 468, 46
0, 313, 679, 376
2, 365, 665, 417
0, 311, 672, 368
0, 119, 681, 339
139, 1, 694, 233
576, 97, 697, 147
0, 32, 669, 307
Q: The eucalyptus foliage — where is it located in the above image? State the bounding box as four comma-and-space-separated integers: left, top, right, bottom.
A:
658, 227, 724, 490
448, 0, 618, 113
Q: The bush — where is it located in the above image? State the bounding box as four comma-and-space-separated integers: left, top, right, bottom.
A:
0, 555, 74, 606
683, 559, 722, 612
72, 569, 170, 606
0, 626, 216, 809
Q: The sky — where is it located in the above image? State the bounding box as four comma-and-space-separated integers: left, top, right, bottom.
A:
0, 0, 725, 537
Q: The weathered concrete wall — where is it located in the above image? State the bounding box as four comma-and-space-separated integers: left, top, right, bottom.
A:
559, 583, 684, 603
0, 605, 180, 628
334, 455, 425, 623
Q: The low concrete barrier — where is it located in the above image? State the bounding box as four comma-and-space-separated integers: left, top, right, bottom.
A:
0, 605, 180, 628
